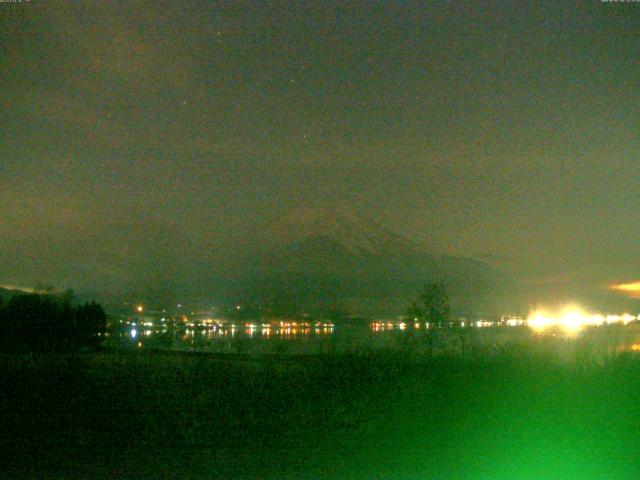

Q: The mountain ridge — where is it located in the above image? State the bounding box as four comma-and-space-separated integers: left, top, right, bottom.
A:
260, 204, 425, 256
229, 205, 508, 316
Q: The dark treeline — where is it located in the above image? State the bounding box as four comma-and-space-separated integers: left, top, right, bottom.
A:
0, 291, 107, 353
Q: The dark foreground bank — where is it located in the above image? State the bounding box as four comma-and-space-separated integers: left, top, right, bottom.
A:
1, 350, 640, 479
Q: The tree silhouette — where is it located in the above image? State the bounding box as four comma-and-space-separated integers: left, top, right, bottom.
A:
74, 301, 107, 349
0, 293, 107, 352
408, 283, 450, 328
406, 283, 451, 357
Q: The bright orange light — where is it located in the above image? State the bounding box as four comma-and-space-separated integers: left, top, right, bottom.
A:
610, 281, 640, 298
136, 305, 144, 313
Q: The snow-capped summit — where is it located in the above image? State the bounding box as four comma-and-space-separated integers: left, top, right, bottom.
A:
261, 204, 421, 256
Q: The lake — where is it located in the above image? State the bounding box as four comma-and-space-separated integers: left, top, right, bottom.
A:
108, 319, 640, 361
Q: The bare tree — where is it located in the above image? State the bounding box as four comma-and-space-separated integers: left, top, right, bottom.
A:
406, 283, 451, 357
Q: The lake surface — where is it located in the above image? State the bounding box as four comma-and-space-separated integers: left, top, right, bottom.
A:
109, 320, 640, 360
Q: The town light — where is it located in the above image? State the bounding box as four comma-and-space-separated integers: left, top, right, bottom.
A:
610, 281, 640, 297
526, 305, 636, 334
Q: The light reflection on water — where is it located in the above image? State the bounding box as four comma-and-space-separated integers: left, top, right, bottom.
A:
115, 320, 640, 358
116, 322, 339, 354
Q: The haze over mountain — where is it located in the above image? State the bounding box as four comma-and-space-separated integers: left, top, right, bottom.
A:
227, 205, 510, 317
260, 205, 421, 256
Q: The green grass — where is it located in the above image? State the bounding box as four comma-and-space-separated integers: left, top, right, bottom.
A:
1, 350, 640, 479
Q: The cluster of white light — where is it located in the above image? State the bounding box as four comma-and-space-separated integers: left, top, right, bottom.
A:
476, 320, 493, 328
505, 318, 525, 327
527, 305, 637, 334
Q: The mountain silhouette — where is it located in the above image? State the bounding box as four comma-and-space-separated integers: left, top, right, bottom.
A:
229, 205, 508, 317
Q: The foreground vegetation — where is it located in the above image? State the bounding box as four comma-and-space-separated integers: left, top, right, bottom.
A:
1, 349, 640, 479
0, 292, 106, 353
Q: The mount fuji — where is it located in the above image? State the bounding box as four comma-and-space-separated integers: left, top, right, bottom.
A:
226, 205, 508, 316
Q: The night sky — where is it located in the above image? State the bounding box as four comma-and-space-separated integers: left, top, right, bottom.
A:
1, 1, 639, 301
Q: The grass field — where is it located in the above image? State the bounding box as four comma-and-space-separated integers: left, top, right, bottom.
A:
2, 349, 640, 479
